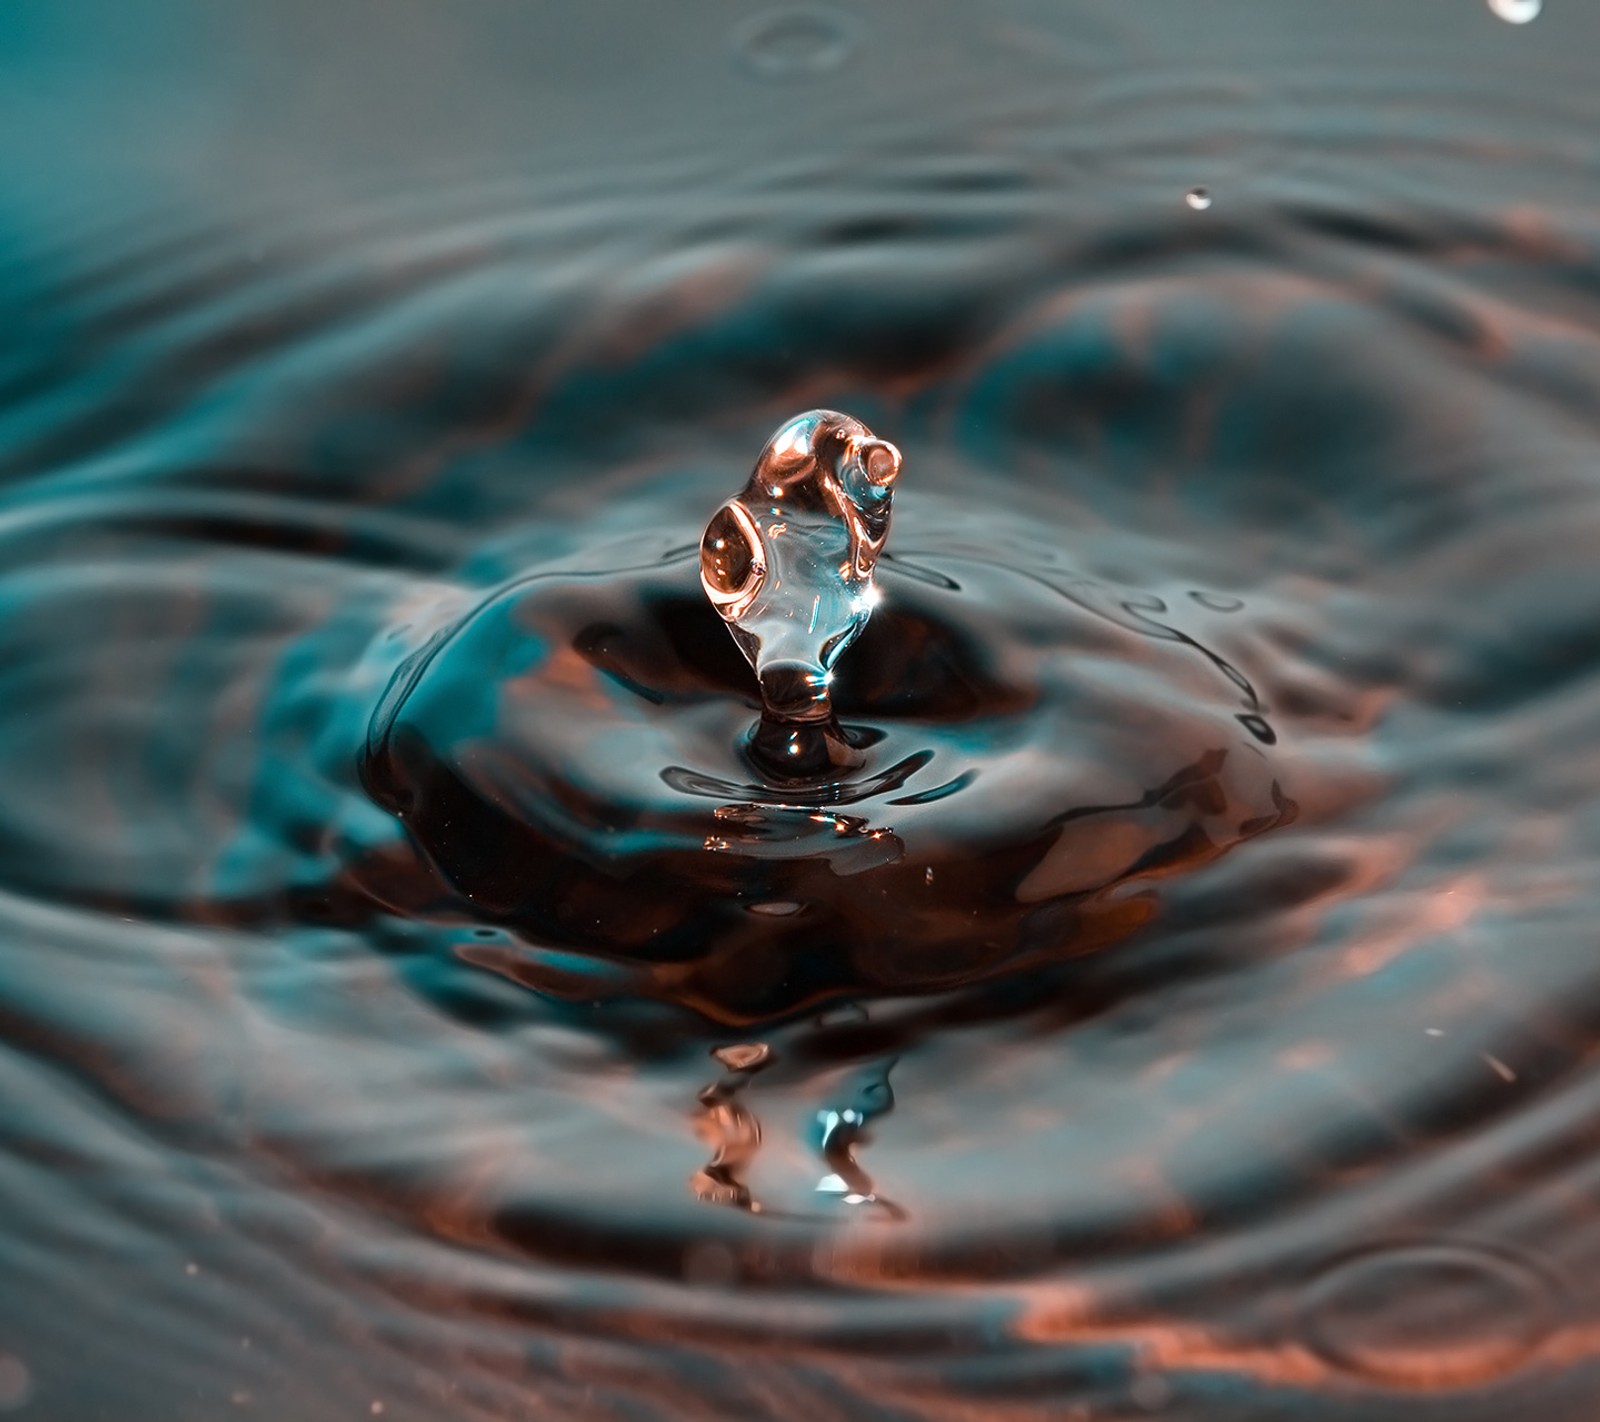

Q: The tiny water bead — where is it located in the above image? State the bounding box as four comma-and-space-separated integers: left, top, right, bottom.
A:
1488, 0, 1542, 22
1184, 185, 1212, 210
701, 409, 900, 780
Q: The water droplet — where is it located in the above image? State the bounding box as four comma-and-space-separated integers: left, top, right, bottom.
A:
1184, 186, 1212, 210
924, 866, 935, 885
733, 7, 857, 78
1303, 1243, 1557, 1386
1489, 0, 1542, 22
702, 411, 899, 761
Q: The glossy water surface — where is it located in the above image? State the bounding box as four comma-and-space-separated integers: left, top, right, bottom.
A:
4, 3, 1600, 1418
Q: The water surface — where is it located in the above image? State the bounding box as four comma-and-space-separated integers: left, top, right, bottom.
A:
3, 3, 1600, 1418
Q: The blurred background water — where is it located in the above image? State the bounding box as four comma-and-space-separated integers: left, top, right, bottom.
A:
3, 2, 1600, 1418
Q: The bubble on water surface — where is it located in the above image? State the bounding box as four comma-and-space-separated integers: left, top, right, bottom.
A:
1302, 1243, 1559, 1386
1184, 185, 1212, 210
1489, 0, 1543, 22
733, 7, 857, 78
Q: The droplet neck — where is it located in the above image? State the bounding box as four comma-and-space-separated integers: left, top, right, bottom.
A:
744, 712, 864, 784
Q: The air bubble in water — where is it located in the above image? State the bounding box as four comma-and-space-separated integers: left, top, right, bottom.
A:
1185, 186, 1212, 210
1488, 0, 1541, 21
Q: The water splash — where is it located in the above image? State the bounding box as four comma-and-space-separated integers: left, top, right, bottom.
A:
701, 409, 900, 778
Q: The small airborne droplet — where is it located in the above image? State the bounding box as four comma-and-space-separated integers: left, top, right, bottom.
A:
1185, 186, 1212, 211
1488, 0, 1541, 21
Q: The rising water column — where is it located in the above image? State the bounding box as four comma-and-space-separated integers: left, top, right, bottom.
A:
699, 409, 900, 780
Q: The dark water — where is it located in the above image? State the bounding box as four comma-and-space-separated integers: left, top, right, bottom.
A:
4, 2, 1600, 1418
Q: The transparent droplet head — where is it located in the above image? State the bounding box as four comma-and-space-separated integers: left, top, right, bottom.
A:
701, 410, 899, 758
